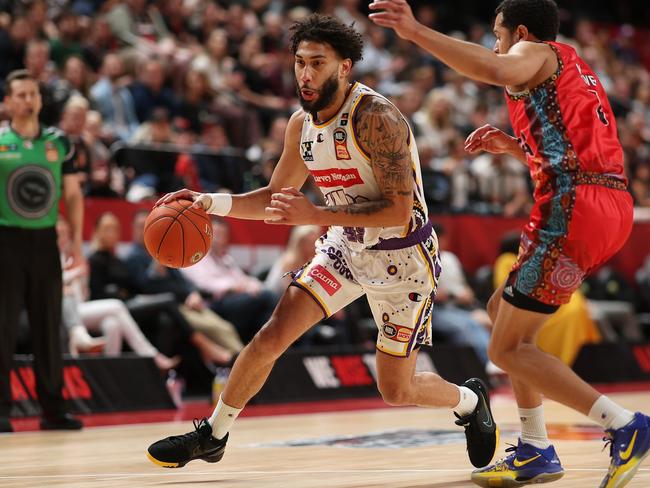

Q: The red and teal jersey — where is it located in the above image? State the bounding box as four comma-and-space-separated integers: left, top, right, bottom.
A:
505, 41, 626, 201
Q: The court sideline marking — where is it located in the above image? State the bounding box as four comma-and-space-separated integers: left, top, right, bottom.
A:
0, 467, 648, 480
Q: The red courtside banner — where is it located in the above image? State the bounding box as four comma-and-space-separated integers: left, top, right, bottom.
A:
9, 355, 174, 417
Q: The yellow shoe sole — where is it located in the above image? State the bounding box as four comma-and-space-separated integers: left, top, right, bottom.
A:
471, 470, 565, 487
146, 450, 181, 468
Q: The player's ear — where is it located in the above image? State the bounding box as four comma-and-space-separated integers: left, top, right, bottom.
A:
515, 24, 529, 42
339, 59, 352, 78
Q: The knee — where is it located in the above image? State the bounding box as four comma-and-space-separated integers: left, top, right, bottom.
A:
377, 381, 412, 406
486, 294, 500, 324
101, 317, 119, 335
488, 340, 518, 371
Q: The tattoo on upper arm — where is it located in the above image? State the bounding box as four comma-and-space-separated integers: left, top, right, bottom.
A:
354, 97, 413, 198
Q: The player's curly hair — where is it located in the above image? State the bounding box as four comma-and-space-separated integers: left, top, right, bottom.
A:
495, 0, 560, 41
289, 14, 364, 65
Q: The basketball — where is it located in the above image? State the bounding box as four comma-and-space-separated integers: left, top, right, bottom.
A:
143, 199, 212, 268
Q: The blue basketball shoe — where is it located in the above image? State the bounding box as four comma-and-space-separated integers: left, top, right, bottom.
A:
599, 412, 650, 488
471, 439, 564, 487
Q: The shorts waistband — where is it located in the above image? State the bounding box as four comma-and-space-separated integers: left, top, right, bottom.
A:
575, 172, 627, 190
542, 172, 627, 194
369, 221, 433, 251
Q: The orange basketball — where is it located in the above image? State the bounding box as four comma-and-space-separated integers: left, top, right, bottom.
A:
143, 199, 212, 268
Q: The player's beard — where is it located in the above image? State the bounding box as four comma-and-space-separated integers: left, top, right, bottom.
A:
296, 74, 340, 119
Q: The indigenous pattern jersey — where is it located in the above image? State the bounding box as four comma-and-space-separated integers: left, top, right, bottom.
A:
504, 41, 632, 306
0, 126, 76, 228
505, 41, 626, 201
300, 82, 428, 251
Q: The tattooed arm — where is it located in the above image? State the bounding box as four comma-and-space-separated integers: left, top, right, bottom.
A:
265, 96, 414, 227
323, 95, 413, 226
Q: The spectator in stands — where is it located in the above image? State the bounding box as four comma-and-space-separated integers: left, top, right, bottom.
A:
430, 224, 491, 367
631, 162, 650, 207
189, 1, 227, 44
247, 114, 288, 173
181, 218, 278, 344
0, 16, 33, 83
89, 52, 139, 142
222, 4, 257, 56
127, 107, 178, 201
80, 16, 116, 71
494, 232, 601, 365
265, 225, 324, 293
88, 212, 233, 365
632, 81, 650, 127
234, 32, 292, 121
49, 10, 84, 70
25, 0, 56, 39
391, 83, 425, 132
190, 28, 235, 94
83, 110, 124, 198
24, 38, 64, 125
470, 151, 532, 217
440, 70, 480, 132
24, 38, 55, 85
126, 210, 244, 359
129, 58, 177, 124
260, 11, 284, 55
61, 54, 91, 99
427, 134, 474, 211
189, 29, 263, 149
56, 216, 180, 370
131, 106, 174, 145
104, 0, 167, 52
177, 68, 215, 135
191, 115, 248, 194
413, 89, 459, 159
354, 25, 392, 78
59, 95, 91, 190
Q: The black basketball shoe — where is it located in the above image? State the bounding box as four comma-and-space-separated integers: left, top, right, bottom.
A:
147, 418, 228, 468
454, 378, 499, 468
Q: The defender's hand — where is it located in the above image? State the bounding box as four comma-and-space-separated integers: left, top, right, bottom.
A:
464, 125, 515, 155
368, 0, 419, 40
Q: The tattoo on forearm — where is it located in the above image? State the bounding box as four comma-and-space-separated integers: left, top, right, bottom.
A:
323, 199, 392, 216
354, 97, 413, 198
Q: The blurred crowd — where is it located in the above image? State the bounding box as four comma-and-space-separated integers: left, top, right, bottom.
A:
0, 0, 648, 214
3, 1, 650, 394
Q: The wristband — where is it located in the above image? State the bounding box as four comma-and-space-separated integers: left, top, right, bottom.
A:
206, 193, 232, 216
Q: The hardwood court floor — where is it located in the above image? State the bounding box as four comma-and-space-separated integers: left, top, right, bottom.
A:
1, 392, 649, 488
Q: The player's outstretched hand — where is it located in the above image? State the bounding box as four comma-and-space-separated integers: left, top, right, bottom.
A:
154, 189, 212, 212
368, 0, 419, 40
464, 125, 516, 155
265, 187, 319, 225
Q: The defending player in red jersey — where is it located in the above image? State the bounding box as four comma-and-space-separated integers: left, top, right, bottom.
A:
370, 0, 649, 486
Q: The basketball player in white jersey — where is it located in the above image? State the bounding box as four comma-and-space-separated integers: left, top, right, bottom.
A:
147, 14, 497, 471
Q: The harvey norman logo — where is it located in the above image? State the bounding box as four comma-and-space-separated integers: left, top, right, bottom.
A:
310, 168, 363, 188
308, 265, 340, 296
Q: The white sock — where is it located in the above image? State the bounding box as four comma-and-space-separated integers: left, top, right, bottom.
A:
453, 385, 479, 417
519, 406, 551, 449
588, 395, 635, 430
208, 395, 242, 440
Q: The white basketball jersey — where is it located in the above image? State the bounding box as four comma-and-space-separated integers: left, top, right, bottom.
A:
300, 82, 428, 250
